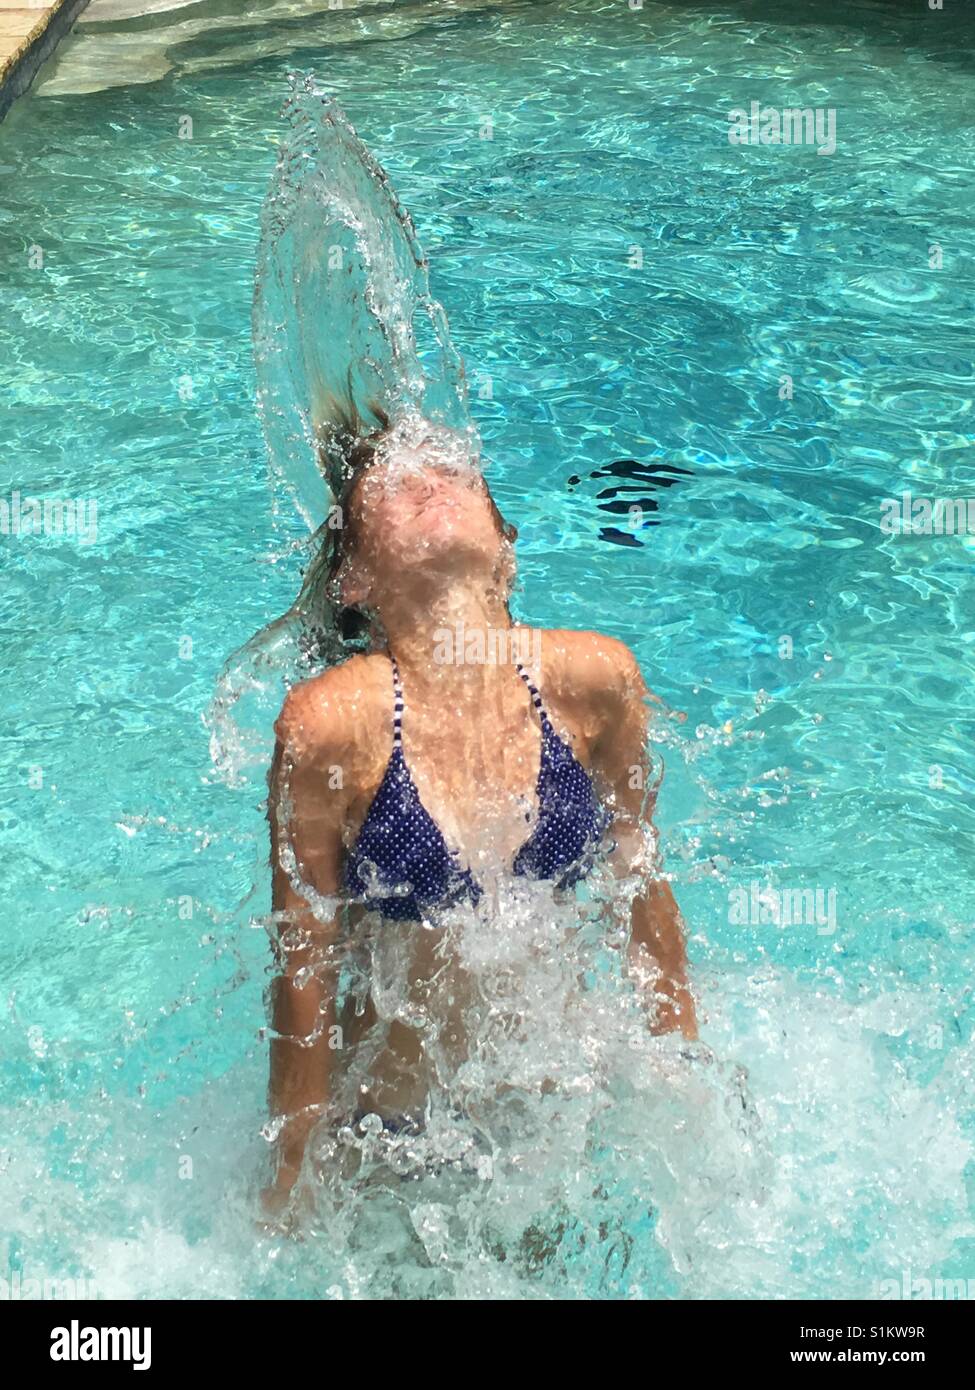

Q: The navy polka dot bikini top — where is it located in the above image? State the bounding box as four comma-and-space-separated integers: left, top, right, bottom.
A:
343, 656, 610, 922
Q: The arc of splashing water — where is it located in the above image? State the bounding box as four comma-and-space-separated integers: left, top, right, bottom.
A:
253, 73, 479, 531
210, 76, 480, 784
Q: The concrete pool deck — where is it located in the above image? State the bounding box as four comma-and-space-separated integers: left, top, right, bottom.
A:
0, 0, 91, 120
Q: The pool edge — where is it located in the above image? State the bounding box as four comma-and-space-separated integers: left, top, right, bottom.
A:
0, 0, 92, 122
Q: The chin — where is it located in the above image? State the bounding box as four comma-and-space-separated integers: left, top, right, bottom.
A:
396, 532, 493, 578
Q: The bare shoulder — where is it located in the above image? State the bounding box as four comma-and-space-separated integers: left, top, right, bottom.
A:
516, 627, 659, 754
530, 628, 662, 773
274, 652, 392, 766
537, 627, 650, 705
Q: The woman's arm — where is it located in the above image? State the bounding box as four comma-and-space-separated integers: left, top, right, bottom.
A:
265, 684, 347, 1207
590, 641, 698, 1040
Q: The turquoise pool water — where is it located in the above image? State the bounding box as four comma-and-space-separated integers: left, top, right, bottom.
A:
2, 0, 974, 1298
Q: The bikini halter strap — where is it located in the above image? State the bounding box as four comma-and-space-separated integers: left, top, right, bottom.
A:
389, 656, 405, 751
515, 662, 552, 729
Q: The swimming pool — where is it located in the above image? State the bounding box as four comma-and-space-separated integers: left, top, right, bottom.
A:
1, 0, 974, 1299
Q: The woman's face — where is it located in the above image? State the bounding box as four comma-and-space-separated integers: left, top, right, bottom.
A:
338, 451, 511, 607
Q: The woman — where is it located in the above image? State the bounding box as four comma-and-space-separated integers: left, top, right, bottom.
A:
265, 421, 697, 1207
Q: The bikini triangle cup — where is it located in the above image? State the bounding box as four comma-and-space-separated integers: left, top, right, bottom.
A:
343, 657, 610, 922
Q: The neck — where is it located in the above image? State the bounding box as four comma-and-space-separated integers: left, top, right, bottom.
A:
376, 576, 521, 697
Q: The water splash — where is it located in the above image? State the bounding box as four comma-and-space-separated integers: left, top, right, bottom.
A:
260, 873, 774, 1299
200, 72, 975, 1301
203, 77, 774, 1296
209, 77, 480, 785
3, 2, 974, 1304
253, 73, 477, 525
